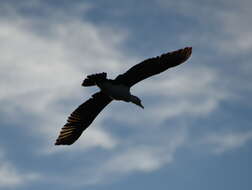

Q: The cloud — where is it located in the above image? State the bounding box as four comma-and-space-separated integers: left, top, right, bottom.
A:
0, 148, 40, 188
217, 10, 252, 53
103, 135, 185, 174
0, 3, 130, 153
109, 65, 230, 128
44, 125, 119, 154
78, 127, 187, 185
158, 0, 252, 54
1, 1, 251, 188
0, 8, 231, 185
203, 131, 252, 154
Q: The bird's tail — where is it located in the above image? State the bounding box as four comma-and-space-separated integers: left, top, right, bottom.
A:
82, 72, 107, 86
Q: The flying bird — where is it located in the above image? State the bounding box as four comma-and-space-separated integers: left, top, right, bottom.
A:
55, 47, 192, 145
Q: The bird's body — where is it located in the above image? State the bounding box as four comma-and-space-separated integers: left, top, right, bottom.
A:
97, 81, 131, 101
55, 47, 192, 145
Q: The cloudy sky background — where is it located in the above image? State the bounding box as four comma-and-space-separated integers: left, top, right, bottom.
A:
0, 0, 252, 189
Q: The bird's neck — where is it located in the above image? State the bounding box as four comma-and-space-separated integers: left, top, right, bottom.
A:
129, 95, 138, 102
129, 95, 144, 108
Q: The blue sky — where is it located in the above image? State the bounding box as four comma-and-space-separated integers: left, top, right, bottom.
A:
0, 0, 252, 189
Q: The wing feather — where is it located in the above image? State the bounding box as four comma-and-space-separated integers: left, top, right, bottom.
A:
115, 47, 192, 87
55, 92, 112, 145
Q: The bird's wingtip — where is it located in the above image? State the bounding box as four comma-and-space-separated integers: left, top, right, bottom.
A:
185, 46, 192, 52
54, 141, 71, 146
182, 46, 192, 61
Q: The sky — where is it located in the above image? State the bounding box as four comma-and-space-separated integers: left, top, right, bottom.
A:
0, 0, 252, 189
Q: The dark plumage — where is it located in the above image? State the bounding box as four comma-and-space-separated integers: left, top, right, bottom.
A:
82, 73, 107, 86
55, 47, 192, 145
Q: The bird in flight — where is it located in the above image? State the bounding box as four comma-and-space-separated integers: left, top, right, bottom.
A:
55, 47, 192, 145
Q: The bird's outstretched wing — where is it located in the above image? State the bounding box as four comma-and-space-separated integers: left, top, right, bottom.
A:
115, 47, 192, 87
55, 92, 112, 145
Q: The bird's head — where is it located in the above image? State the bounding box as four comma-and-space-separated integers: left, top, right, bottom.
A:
130, 95, 144, 109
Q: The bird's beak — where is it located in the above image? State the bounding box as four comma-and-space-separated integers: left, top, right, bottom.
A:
138, 103, 144, 109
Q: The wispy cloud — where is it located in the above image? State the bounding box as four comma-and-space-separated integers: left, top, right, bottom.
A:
0, 4, 232, 186
73, 127, 187, 185
109, 65, 230, 128
102, 134, 185, 174
158, 0, 252, 54
217, 9, 252, 53
0, 148, 40, 188
203, 131, 252, 154
1, 1, 251, 188
0, 3, 130, 152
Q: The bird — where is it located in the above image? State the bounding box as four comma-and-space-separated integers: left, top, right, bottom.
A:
55, 47, 192, 145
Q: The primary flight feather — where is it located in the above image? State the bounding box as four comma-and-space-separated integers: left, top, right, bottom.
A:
55, 47, 192, 145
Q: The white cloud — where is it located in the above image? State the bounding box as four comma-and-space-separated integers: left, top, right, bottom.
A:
0, 1, 231, 148
78, 127, 119, 149
44, 125, 119, 154
109, 65, 229, 128
0, 148, 40, 188
217, 9, 252, 53
0, 5, 130, 152
1, 1, 248, 188
203, 131, 252, 154
81, 128, 187, 185
103, 136, 185, 173
1, 1, 230, 158
158, 0, 252, 54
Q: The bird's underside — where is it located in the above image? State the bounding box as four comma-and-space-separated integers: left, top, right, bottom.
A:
55, 47, 192, 145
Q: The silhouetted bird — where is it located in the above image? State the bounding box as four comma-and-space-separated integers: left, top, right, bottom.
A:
55, 47, 192, 145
